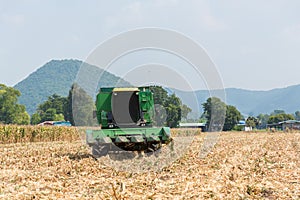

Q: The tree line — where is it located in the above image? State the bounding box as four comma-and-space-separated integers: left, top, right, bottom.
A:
1, 82, 300, 130
0, 84, 191, 128
201, 97, 300, 131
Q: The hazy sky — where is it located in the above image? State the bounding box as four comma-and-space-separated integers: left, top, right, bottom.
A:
1, 0, 300, 90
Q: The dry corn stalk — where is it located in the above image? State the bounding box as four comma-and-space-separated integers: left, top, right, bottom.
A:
0, 125, 79, 144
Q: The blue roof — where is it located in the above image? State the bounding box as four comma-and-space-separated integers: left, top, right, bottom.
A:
53, 121, 72, 126
238, 120, 246, 125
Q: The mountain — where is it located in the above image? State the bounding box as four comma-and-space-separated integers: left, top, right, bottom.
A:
14, 59, 130, 115
14, 59, 300, 117
171, 85, 300, 117
225, 85, 300, 116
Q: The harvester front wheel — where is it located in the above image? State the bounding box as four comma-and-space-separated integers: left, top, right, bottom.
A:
92, 144, 109, 158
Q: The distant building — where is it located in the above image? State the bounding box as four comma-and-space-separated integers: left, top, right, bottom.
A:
238, 120, 246, 125
267, 120, 300, 131
38, 121, 72, 126
179, 122, 206, 131
236, 120, 252, 131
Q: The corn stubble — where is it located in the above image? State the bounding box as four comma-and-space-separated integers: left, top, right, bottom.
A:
0, 126, 299, 199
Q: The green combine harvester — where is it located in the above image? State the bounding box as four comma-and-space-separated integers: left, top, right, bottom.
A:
86, 86, 172, 157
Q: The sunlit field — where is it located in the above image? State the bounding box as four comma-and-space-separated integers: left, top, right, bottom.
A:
0, 126, 299, 199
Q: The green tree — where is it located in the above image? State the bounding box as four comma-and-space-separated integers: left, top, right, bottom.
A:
150, 86, 190, 128
42, 108, 57, 121
150, 86, 168, 105
181, 104, 192, 121
267, 113, 295, 124
153, 104, 166, 127
271, 109, 285, 115
0, 84, 30, 125
64, 84, 75, 125
295, 111, 300, 121
203, 97, 242, 131
31, 113, 41, 125
223, 105, 242, 131
256, 113, 269, 129
54, 113, 65, 121
246, 116, 259, 129
202, 97, 226, 131
31, 84, 97, 126
70, 84, 97, 126
32, 94, 67, 124
198, 113, 207, 124
164, 94, 182, 128
11, 105, 30, 125
38, 94, 67, 115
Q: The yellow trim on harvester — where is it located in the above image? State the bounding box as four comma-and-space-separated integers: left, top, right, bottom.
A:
112, 87, 139, 92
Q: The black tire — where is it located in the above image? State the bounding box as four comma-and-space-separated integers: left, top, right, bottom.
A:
92, 144, 109, 158
152, 143, 162, 157
144, 142, 162, 156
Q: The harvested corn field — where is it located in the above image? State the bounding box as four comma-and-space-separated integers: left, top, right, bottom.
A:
0, 129, 299, 199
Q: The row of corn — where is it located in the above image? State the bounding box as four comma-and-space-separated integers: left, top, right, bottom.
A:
0, 125, 80, 144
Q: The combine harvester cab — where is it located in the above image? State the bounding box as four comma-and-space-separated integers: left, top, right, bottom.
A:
86, 87, 172, 157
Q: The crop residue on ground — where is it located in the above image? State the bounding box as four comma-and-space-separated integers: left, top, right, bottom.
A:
0, 131, 299, 199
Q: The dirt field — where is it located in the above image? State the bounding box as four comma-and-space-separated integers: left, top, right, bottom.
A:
0, 131, 299, 199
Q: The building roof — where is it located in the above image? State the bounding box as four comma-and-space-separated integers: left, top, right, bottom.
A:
278, 120, 300, 124
267, 120, 300, 126
179, 122, 206, 127
38, 121, 71, 126
238, 120, 246, 125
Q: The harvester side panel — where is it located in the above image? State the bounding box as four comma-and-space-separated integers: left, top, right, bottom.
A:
96, 90, 112, 128
138, 89, 154, 125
